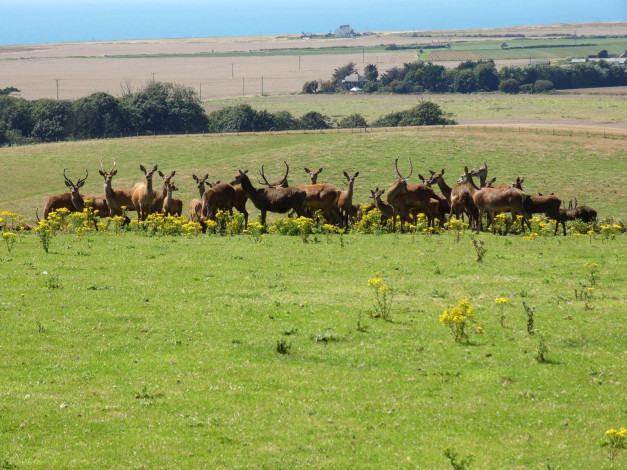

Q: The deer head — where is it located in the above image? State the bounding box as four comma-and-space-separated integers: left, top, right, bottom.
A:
259, 161, 289, 188
304, 167, 323, 184
64, 168, 88, 195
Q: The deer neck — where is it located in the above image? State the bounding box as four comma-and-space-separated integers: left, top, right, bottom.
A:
197, 184, 206, 198
70, 190, 84, 211
436, 178, 452, 200
239, 174, 256, 199
346, 180, 354, 199
464, 175, 480, 196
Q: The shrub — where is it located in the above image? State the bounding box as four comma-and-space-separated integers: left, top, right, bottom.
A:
299, 111, 331, 130
302, 80, 319, 94
534, 80, 554, 93
338, 113, 367, 128
499, 78, 520, 94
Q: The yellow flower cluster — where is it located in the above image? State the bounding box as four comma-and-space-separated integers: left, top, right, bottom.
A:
446, 218, 468, 231
605, 428, 627, 439
439, 299, 478, 343
523, 232, 539, 241
494, 296, 509, 305
367, 277, 383, 288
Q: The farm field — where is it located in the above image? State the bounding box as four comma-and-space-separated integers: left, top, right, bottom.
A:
2, 22, 625, 101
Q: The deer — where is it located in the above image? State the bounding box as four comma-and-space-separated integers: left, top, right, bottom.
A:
523, 194, 566, 235
259, 161, 290, 189
230, 169, 306, 226
457, 166, 531, 234
42, 170, 109, 220
162, 181, 182, 216
189, 174, 220, 222
151, 170, 177, 214
98, 159, 134, 221
560, 197, 597, 223
200, 182, 235, 221
131, 164, 158, 221
370, 187, 394, 226
304, 167, 324, 184
338, 171, 359, 227
484, 176, 524, 190
386, 157, 437, 233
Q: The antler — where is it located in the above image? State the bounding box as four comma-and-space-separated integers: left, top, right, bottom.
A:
78, 169, 89, 185
259, 165, 273, 187
395, 157, 413, 181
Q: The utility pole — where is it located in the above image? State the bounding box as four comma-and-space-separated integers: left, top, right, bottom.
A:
261, 76, 264, 96
298, 55, 301, 71
242, 77, 245, 96
55, 79, 59, 99
199, 83, 202, 101
232, 63, 234, 79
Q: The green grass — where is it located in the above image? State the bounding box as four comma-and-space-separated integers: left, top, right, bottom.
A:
203, 91, 627, 125
1, 227, 626, 468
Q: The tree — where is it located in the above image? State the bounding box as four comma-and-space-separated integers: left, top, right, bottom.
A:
364, 64, 378, 82
474, 61, 499, 91
302, 80, 319, 94
332, 62, 357, 83
372, 101, 455, 127
598, 49, 609, 58
534, 80, 554, 93
454, 69, 478, 93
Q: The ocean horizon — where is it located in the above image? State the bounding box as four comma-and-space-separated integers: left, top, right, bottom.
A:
1, 0, 626, 46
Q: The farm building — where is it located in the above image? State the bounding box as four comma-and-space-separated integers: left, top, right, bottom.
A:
335, 25, 357, 38
342, 73, 368, 91
528, 59, 551, 65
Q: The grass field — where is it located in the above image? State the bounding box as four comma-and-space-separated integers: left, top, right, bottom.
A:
1, 217, 626, 469
1, 127, 626, 224
203, 91, 627, 128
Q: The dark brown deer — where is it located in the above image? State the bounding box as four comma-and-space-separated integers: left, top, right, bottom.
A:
458, 166, 531, 234
338, 171, 359, 227
386, 157, 437, 232
231, 169, 306, 226
43, 170, 109, 219
523, 194, 566, 235
99, 159, 134, 219
259, 161, 290, 188
131, 164, 158, 221
560, 197, 597, 223
201, 182, 235, 220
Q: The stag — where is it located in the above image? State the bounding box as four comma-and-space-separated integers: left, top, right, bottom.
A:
43, 170, 109, 220
131, 164, 158, 221
523, 194, 566, 235
259, 161, 290, 188
99, 159, 134, 219
231, 169, 306, 226
162, 182, 182, 216
386, 157, 437, 232
338, 171, 359, 227
458, 166, 531, 233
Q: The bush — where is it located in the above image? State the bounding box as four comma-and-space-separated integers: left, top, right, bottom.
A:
373, 101, 455, 127
339, 113, 367, 128
299, 111, 331, 130
302, 81, 319, 94
499, 78, 520, 94
317, 80, 337, 94
534, 80, 554, 93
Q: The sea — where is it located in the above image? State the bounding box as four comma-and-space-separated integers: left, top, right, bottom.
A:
1, 0, 625, 46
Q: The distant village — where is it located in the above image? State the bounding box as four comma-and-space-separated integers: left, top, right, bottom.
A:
301, 25, 374, 39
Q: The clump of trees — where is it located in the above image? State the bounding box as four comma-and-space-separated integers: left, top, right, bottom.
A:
303, 59, 627, 95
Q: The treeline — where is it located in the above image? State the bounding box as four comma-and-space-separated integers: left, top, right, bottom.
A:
0, 82, 454, 146
306, 60, 627, 94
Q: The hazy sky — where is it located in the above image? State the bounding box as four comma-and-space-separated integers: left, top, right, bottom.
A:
1, 0, 625, 45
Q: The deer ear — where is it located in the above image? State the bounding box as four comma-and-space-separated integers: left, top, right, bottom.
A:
464, 166, 469, 172
140, 165, 146, 172
99, 170, 105, 176
429, 169, 435, 175
158, 171, 164, 177
343, 170, 349, 178
77, 180, 85, 188
170, 171, 176, 177
192, 174, 198, 181
318, 168, 323, 173
304, 168, 310, 173
354, 171, 359, 178
204, 174, 209, 179
441, 168, 445, 175
418, 174, 425, 182
112, 170, 117, 176
153, 165, 158, 171
64, 180, 72, 187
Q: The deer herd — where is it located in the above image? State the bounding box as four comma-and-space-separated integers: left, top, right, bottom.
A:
39, 158, 597, 235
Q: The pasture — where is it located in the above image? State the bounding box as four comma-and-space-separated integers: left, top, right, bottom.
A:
1, 128, 626, 468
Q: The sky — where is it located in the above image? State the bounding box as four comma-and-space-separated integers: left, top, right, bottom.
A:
1, 0, 625, 46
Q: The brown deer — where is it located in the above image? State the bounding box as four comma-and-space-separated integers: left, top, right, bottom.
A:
189, 174, 219, 222
131, 164, 158, 221
304, 167, 323, 184
458, 166, 531, 233
43, 170, 109, 220
259, 161, 290, 188
370, 188, 394, 225
151, 170, 176, 214
560, 197, 597, 223
386, 157, 437, 232
162, 182, 182, 216
523, 194, 566, 235
99, 159, 134, 219
231, 169, 306, 226
338, 171, 359, 227
201, 182, 235, 221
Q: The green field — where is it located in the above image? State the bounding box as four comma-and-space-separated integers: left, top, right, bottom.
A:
203, 91, 627, 126
1, 129, 626, 468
